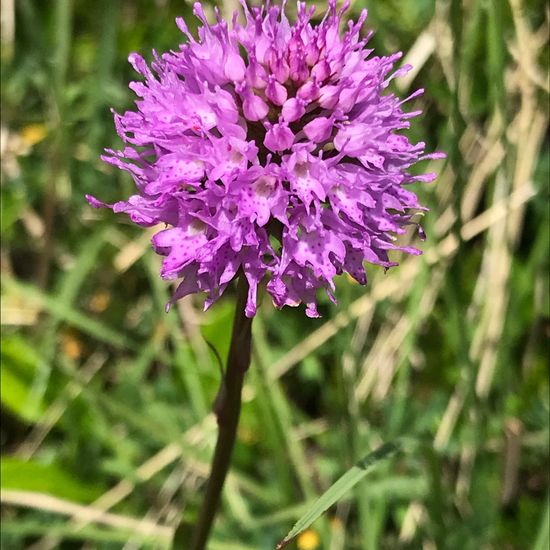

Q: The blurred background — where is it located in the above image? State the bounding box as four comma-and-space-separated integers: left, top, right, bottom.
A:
1, 0, 548, 548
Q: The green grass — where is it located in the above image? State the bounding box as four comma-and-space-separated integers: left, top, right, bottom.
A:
1, 0, 548, 549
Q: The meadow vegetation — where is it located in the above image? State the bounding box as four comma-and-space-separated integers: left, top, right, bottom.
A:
1, 0, 548, 548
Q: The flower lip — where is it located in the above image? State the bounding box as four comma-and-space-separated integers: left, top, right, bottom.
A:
254, 175, 277, 198
189, 219, 208, 235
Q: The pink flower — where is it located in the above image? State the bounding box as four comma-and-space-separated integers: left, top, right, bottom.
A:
88, 1, 443, 317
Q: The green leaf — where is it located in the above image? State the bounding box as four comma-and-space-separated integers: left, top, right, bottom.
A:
533, 497, 550, 550
1, 276, 137, 351
0, 335, 45, 422
0, 520, 168, 547
0, 185, 26, 238
276, 442, 400, 549
1, 457, 103, 504
201, 298, 235, 363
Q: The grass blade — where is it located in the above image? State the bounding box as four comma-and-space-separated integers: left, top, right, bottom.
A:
532, 497, 550, 550
2, 276, 137, 351
276, 442, 400, 549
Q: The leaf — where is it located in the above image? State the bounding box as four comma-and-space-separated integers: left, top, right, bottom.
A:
0, 335, 46, 422
0, 185, 26, 238
201, 298, 235, 364
532, 497, 550, 550
1, 277, 137, 351
1, 457, 103, 504
0, 519, 166, 547
276, 442, 400, 549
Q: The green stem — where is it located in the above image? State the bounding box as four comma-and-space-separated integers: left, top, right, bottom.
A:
189, 275, 252, 550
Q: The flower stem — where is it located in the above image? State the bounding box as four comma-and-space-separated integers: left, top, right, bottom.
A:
189, 275, 252, 550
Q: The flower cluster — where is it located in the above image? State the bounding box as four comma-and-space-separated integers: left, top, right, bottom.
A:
88, 0, 443, 317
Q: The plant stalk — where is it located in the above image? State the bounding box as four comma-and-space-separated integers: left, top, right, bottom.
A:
189, 275, 252, 550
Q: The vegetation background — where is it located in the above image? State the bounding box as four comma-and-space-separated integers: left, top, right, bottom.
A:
1, 0, 548, 548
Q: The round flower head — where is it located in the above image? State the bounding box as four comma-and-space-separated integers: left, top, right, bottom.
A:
88, 0, 444, 318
